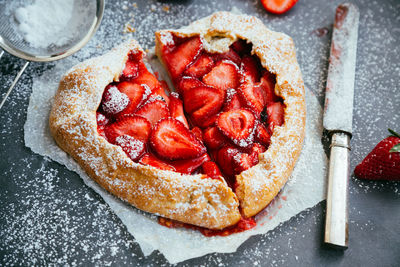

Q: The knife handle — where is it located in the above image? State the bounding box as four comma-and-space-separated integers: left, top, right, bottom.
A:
324, 132, 350, 249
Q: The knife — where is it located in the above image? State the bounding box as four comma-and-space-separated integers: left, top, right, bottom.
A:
323, 2, 359, 249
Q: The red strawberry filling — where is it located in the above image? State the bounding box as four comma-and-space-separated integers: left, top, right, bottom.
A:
96, 37, 286, 233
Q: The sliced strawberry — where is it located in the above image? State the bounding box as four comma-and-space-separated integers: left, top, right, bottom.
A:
241, 55, 261, 83
223, 90, 246, 112
115, 135, 146, 161
97, 125, 106, 139
259, 71, 278, 104
202, 161, 223, 180
230, 39, 252, 56
121, 60, 139, 80
261, 0, 299, 15
202, 60, 240, 90
104, 115, 151, 144
249, 143, 267, 165
132, 62, 162, 91
216, 146, 240, 179
203, 126, 228, 150
150, 118, 206, 160
136, 98, 169, 126
165, 36, 203, 78
160, 80, 171, 94
233, 152, 253, 174
172, 153, 210, 174
183, 86, 225, 128
96, 112, 109, 138
191, 126, 203, 142
101, 85, 130, 115
184, 53, 214, 78
148, 85, 170, 105
139, 153, 176, 171
267, 102, 285, 132
217, 109, 256, 148
116, 82, 146, 117
238, 77, 267, 116
178, 76, 205, 95
169, 92, 189, 128
96, 112, 109, 126
214, 48, 241, 66
255, 123, 271, 147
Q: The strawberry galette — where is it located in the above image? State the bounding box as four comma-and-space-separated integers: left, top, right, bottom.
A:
49, 12, 305, 232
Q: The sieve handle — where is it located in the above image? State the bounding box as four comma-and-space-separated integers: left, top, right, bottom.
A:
0, 56, 29, 110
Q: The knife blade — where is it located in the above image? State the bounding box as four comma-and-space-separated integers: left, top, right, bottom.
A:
323, 2, 359, 249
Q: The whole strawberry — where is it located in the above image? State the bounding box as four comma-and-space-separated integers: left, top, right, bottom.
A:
354, 129, 400, 181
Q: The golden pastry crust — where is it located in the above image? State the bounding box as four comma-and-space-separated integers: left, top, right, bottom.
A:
49, 40, 241, 230
155, 12, 306, 218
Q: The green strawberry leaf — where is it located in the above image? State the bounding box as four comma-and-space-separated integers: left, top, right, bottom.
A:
389, 143, 400, 153
388, 128, 400, 138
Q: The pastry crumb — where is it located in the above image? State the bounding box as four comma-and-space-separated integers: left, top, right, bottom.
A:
162, 5, 170, 12
123, 21, 136, 33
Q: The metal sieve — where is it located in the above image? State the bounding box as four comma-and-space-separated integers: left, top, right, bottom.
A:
0, 0, 105, 110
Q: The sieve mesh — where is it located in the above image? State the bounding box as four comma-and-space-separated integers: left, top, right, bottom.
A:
0, 0, 102, 62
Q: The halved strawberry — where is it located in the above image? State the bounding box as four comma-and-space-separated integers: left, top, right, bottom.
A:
132, 62, 163, 91
214, 48, 241, 66
267, 102, 285, 132
223, 90, 246, 112
191, 126, 203, 142
183, 86, 225, 128
171, 153, 210, 174
249, 143, 267, 165
259, 71, 278, 104
238, 77, 267, 116
233, 152, 253, 174
104, 115, 151, 144
261, 0, 299, 15
230, 39, 252, 56
216, 146, 240, 179
184, 54, 214, 78
115, 135, 146, 161
139, 153, 175, 171
202, 161, 223, 180
101, 85, 130, 115
165, 36, 203, 79
136, 98, 169, 126
121, 60, 139, 80
217, 109, 256, 148
116, 82, 146, 117
96, 112, 109, 138
203, 126, 228, 150
241, 55, 261, 83
96, 112, 109, 126
150, 118, 206, 160
169, 92, 189, 128
255, 123, 271, 147
178, 76, 205, 95
148, 85, 170, 105
202, 60, 240, 90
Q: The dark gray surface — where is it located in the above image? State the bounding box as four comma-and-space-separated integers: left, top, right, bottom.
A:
1, 0, 399, 266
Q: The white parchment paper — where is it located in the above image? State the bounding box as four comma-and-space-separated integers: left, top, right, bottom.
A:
24, 55, 327, 264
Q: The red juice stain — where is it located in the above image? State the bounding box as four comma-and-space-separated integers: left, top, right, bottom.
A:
158, 216, 256, 237
335, 5, 349, 29
312, 27, 329, 37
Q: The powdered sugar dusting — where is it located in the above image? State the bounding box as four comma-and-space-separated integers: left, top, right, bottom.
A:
102, 86, 130, 114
